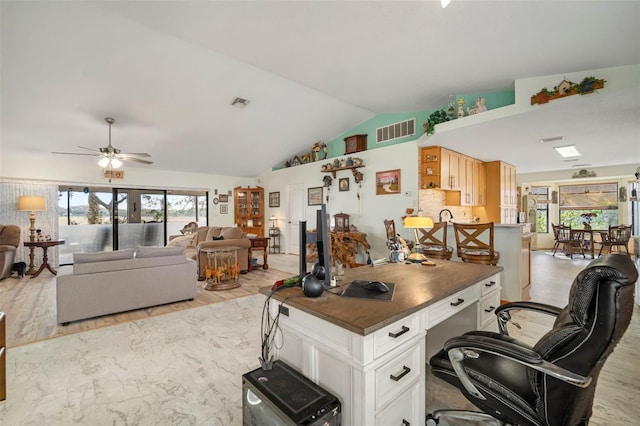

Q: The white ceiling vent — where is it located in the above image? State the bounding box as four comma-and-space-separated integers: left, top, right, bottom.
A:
231, 97, 250, 108
376, 118, 415, 144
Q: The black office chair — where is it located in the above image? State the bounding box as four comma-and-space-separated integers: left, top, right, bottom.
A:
428, 254, 637, 426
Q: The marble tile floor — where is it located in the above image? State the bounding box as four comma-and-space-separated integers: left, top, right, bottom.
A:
1, 252, 638, 425
1, 294, 267, 425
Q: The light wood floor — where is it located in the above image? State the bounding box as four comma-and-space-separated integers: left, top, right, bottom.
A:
0, 257, 298, 348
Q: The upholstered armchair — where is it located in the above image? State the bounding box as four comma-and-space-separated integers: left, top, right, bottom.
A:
428, 254, 637, 426
0, 225, 21, 280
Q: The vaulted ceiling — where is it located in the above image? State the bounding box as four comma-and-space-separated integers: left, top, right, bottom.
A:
1, 1, 639, 178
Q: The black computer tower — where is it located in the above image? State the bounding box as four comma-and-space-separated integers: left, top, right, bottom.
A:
242, 360, 341, 426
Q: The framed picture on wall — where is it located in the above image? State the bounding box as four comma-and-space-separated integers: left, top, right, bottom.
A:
339, 178, 349, 192
218, 194, 229, 203
308, 187, 323, 205
375, 169, 401, 195
269, 191, 280, 207
220, 204, 228, 214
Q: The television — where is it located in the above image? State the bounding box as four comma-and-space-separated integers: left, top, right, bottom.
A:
299, 203, 332, 288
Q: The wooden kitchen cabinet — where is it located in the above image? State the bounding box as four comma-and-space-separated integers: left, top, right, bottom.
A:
234, 186, 264, 236
484, 161, 518, 224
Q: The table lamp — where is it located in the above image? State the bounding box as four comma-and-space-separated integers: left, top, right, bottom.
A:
17, 195, 46, 241
403, 216, 434, 262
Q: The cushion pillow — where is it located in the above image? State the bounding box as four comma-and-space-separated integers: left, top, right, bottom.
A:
73, 248, 135, 264
167, 235, 195, 248
211, 235, 224, 241
135, 246, 185, 258
220, 227, 243, 239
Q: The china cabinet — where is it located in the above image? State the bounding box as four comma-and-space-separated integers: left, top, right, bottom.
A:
234, 186, 264, 236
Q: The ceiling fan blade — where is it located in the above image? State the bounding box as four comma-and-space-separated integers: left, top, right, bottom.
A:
77, 145, 101, 152
118, 152, 152, 158
120, 157, 154, 165
52, 151, 101, 157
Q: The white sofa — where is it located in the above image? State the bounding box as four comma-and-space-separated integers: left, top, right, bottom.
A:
56, 247, 196, 325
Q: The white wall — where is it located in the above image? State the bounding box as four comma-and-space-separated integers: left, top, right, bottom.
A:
258, 142, 419, 261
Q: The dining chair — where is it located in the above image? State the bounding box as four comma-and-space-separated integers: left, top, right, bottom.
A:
383, 219, 397, 250
551, 223, 564, 255
555, 226, 585, 259
453, 222, 500, 265
415, 221, 453, 260
598, 225, 632, 257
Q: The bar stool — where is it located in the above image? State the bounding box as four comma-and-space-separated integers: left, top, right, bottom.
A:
453, 222, 500, 266
415, 221, 453, 260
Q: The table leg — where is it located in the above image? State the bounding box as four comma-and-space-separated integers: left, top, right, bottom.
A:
25, 246, 36, 275
30, 246, 58, 278
262, 249, 268, 270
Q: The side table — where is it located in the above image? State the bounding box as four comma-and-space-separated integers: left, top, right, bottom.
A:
201, 246, 242, 291
23, 239, 65, 278
269, 227, 281, 254
248, 237, 269, 271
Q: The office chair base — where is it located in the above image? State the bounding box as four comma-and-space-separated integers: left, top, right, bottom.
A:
426, 409, 506, 425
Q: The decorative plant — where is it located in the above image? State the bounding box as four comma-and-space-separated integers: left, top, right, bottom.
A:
580, 212, 597, 224
423, 109, 450, 135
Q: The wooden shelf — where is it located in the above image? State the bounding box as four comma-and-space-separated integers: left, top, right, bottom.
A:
321, 165, 365, 179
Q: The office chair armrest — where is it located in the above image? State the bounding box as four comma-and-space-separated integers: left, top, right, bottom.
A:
444, 333, 592, 400
495, 301, 562, 335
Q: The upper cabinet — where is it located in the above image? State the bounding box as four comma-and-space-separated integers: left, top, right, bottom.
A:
484, 161, 518, 224
420, 146, 485, 207
234, 186, 265, 236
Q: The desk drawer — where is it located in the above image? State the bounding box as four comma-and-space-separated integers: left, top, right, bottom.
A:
373, 312, 421, 359
480, 273, 500, 297
479, 291, 500, 327
375, 341, 421, 410
427, 285, 479, 328
375, 380, 421, 426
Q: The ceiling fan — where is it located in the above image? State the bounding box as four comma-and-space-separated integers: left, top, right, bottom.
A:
52, 117, 153, 168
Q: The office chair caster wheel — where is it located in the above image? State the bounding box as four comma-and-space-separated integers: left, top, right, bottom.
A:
426, 413, 440, 425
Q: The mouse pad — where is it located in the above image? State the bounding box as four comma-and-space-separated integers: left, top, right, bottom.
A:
340, 280, 395, 302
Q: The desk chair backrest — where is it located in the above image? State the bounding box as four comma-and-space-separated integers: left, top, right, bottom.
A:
531, 254, 636, 425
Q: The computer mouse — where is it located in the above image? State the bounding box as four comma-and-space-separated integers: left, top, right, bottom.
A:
363, 281, 389, 293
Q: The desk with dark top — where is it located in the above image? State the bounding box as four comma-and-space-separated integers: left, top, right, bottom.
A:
23, 239, 65, 278
260, 260, 502, 425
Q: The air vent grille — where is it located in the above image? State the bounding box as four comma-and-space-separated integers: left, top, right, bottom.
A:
376, 118, 415, 144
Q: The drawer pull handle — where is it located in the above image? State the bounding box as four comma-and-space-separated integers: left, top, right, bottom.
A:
485, 281, 496, 287
390, 365, 411, 382
402, 420, 410, 426
450, 298, 464, 307
388, 325, 410, 338
484, 305, 496, 313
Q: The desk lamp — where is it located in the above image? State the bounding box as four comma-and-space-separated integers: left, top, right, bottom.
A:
403, 216, 434, 262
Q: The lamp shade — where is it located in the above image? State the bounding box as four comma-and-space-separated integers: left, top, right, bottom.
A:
17, 196, 46, 212
403, 216, 434, 229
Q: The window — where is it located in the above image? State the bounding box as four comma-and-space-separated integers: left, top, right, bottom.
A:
558, 183, 618, 228
530, 186, 549, 233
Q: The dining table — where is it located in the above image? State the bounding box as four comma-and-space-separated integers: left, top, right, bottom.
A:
574, 228, 607, 259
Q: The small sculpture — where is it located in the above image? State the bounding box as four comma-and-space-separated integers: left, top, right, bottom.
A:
457, 98, 465, 118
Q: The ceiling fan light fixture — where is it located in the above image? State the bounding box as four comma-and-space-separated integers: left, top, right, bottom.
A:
111, 158, 122, 169
98, 157, 110, 168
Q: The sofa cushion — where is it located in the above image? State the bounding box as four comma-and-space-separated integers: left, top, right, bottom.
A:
136, 246, 185, 258
73, 248, 135, 264
167, 234, 196, 248
220, 227, 244, 239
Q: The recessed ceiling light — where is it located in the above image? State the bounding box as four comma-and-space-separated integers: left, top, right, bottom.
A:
563, 158, 579, 162
554, 145, 581, 158
540, 136, 564, 143
231, 97, 250, 108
